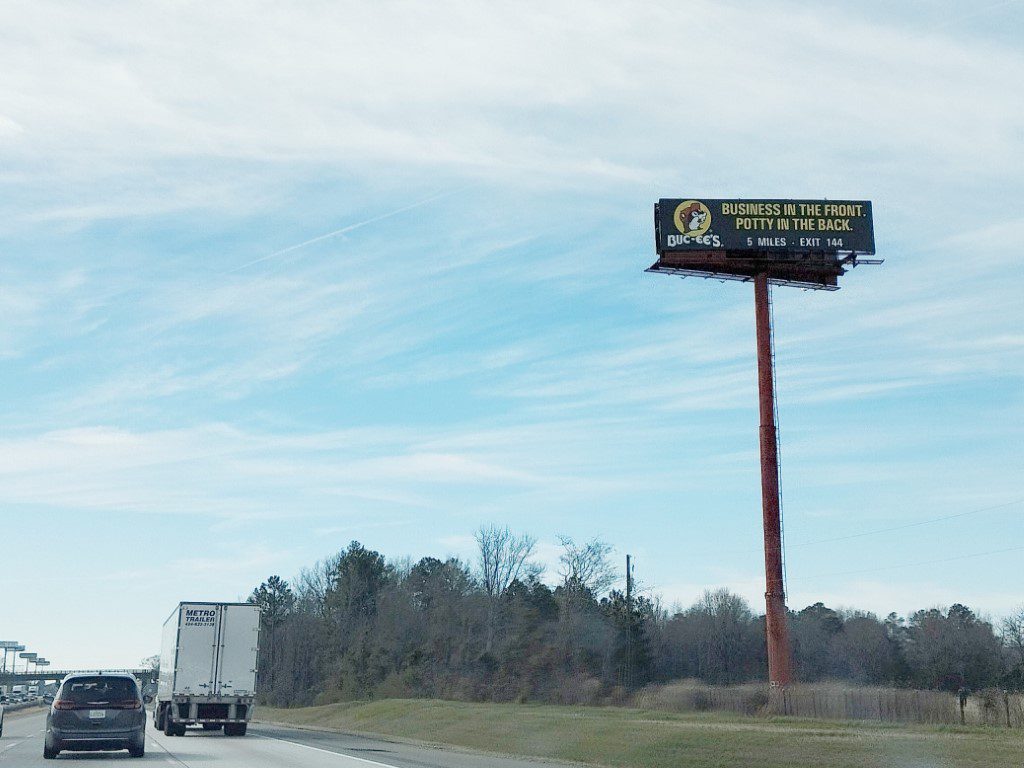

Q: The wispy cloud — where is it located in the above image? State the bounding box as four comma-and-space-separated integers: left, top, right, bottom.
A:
1, 2, 1021, 225
0, 416, 678, 520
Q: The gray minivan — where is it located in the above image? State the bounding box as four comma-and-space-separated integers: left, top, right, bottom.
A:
44, 672, 145, 759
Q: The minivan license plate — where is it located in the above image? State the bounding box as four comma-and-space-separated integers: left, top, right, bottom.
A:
89, 710, 106, 719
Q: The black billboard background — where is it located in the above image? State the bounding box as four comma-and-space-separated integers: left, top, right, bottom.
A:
656, 199, 874, 256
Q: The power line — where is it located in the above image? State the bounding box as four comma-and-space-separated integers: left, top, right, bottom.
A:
680, 498, 1022, 561
768, 282, 789, 595
786, 498, 1024, 550
799, 543, 1024, 580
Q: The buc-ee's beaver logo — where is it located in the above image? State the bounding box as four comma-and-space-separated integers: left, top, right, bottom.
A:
667, 200, 721, 247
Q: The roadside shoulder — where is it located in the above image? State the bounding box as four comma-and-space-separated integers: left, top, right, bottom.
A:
252, 718, 592, 768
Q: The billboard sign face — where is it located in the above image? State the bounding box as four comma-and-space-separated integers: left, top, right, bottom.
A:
656, 199, 874, 256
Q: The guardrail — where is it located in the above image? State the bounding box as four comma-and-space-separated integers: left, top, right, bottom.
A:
3, 699, 46, 712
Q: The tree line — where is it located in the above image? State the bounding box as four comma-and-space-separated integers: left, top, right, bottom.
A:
246, 527, 1024, 707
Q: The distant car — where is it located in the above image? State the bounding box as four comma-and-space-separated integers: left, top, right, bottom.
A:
44, 673, 146, 759
1, 700, 5, 737
43, 693, 54, 704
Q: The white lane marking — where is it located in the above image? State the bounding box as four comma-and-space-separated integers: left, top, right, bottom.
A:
253, 733, 401, 768
0, 715, 46, 757
147, 732, 192, 767
0, 731, 38, 755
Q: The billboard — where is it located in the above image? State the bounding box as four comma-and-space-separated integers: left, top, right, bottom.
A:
656, 199, 874, 256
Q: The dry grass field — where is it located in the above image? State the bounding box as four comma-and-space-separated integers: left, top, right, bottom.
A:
258, 698, 1024, 768
635, 681, 1024, 727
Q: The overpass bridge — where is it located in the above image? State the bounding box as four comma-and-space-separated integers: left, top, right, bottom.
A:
0, 668, 156, 687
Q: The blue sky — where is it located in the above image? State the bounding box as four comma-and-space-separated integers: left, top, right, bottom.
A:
1, 1, 1022, 669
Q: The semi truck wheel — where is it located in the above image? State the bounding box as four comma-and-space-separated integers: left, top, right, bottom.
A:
163, 710, 176, 736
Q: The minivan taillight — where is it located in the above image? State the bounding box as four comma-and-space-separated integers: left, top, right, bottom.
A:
111, 699, 142, 710
53, 700, 79, 710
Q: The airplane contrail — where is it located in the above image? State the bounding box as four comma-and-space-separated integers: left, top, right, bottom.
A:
225, 188, 460, 274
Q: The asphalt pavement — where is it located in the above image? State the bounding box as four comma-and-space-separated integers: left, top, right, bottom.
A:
0, 707, 575, 768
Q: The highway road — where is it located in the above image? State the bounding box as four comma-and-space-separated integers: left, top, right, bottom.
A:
1, 708, 573, 768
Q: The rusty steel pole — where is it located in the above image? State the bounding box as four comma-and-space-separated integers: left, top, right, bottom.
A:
754, 272, 793, 687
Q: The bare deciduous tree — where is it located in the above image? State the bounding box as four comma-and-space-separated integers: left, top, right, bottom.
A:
476, 524, 538, 597
1002, 607, 1024, 665
476, 524, 537, 652
557, 535, 617, 596
293, 553, 342, 616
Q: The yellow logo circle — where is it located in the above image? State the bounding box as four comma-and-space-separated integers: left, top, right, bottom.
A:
673, 200, 712, 236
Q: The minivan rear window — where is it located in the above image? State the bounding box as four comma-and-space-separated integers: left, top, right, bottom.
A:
60, 677, 138, 704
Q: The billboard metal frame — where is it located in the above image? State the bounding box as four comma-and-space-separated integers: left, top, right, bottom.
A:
646, 251, 881, 291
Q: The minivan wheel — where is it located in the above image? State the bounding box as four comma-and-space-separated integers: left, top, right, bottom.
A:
129, 743, 145, 758
43, 744, 59, 759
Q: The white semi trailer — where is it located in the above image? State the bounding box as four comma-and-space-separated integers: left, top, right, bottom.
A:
155, 602, 260, 737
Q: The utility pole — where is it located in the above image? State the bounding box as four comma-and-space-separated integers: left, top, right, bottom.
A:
625, 555, 634, 689
754, 273, 793, 686
625, 554, 633, 606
